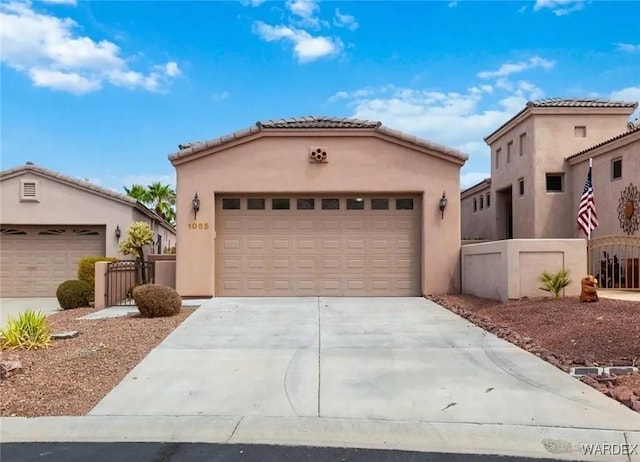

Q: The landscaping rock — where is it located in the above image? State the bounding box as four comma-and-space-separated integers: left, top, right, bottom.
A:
0, 358, 23, 380
608, 386, 635, 405
631, 400, 640, 412
51, 330, 79, 340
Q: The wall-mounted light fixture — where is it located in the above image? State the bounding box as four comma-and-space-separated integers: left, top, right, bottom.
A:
439, 191, 448, 219
115, 225, 121, 242
192, 192, 200, 220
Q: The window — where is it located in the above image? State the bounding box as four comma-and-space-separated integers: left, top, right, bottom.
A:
495, 148, 501, 169
247, 198, 265, 210
545, 173, 564, 192
222, 198, 240, 210
395, 198, 414, 210
518, 178, 525, 196
20, 180, 38, 202
574, 126, 587, 138
347, 198, 365, 210
321, 198, 340, 210
480, 196, 484, 210
371, 198, 389, 210
272, 198, 290, 210
297, 198, 315, 210
612, 158, 622, 180
507, 141, 513, 163
486, 193, 491, 208
519, 133, 526, 156
473, 198, 477, 212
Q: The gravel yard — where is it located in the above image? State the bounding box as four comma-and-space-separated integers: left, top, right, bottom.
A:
0, 307, 194, 417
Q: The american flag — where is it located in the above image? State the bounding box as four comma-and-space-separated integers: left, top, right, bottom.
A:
577, 162, 598, 238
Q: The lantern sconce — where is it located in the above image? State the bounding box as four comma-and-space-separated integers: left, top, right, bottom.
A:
115, 225, 121, 242
192, 192, 201, 220
439, 191, 448, 219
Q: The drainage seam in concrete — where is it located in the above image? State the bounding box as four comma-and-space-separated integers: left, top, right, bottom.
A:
226, 416, 244, 443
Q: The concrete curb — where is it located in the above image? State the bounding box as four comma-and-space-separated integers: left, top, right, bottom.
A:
1, 415, 638, 462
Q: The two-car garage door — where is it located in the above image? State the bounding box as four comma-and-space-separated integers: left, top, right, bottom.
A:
0, 225, 105, 297
216, 195, 421, 296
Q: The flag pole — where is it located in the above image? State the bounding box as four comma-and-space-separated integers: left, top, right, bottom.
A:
588, 158, 592, 241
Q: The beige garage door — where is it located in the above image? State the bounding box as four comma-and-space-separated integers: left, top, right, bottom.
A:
0, 225, 106, 297
216, 196, 421, 296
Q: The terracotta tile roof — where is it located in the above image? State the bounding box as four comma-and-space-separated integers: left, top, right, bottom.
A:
170, 116, 468, 164
461, 178, 491, 198
484, 98, 638, 143
566, 123, 640, 160
0, 163, 175, 230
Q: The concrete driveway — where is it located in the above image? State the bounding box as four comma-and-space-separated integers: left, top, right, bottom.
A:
0, 297, 61, 328
89, 297, 640, 429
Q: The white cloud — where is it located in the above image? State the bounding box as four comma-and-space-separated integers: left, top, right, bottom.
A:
212, 90, 230, 101
286, 0, 321, 28
615, 43, 640, 53
461, 171, 490, 189
610, 86, 640, 119
517, 5, 528, 13
448, 1, 458, 7
240, 0, 266, 6
333, 8, 358, 31
40, 0, 77, 4
477, 56, 555, 79
533, 0, 585, 16
0, 1, 181, 94
253, 21, 342, 62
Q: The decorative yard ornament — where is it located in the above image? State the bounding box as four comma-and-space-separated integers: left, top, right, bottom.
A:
579, 275, 599, 302
617, 183, 640, 235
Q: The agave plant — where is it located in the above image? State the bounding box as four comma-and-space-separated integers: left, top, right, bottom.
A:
538, 269, 572, 299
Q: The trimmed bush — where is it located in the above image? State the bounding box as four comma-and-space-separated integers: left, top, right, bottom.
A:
133, 284, 182, 318
56, 279, 93, 310
77, 256, 118, 290
0, 309, 51, 350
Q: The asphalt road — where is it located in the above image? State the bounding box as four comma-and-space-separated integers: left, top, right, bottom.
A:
0, 443, 581, 462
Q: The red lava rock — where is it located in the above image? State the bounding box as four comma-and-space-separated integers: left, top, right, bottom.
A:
631, 400, 640, 412
609, 386, 635, 405
0, 358, 23, 380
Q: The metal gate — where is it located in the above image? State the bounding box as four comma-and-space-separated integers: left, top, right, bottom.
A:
588, 235, 640, 289
105, 260, 155, 306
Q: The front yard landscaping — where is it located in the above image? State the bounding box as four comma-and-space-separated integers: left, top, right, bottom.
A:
428, 294, 640, 413
0, 306, 194, 417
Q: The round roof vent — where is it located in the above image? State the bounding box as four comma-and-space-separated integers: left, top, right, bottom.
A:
26, 161, 34, 165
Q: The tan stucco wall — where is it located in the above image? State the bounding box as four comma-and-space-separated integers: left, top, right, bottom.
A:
461, 184, 493, 240
570, 136, 640, 238
0, 172, 176, 258
173, 133, 464, 297
461, 239, 586, 302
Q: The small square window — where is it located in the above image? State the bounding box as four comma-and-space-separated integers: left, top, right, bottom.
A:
519, 133, 526, 156
272, 198, 290, 210
247, 198, 265, 210
612, 158, 622, 180
507, 141, 513, 163
473, 198, 477, 212
395, 198, 414, 210
347, 198, 365, 210
495, 148, 501, 169
546, 173, 563, 192
297, 198, 315, 210
371, 198, 389, 210
574, 126, 587, 138
222, 198, 241, 210
480, 196, 484, 210
321, 198, 340, 210
518, 178, 525, 196
486, 193, 491, 208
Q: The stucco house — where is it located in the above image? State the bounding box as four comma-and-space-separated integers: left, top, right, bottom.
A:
461, 98, 640, 288
0, 163, 176, 297
169, 116, 467, 298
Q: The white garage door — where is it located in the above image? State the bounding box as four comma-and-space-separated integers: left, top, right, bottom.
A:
216, 196, 421, 296
0, 225, 106, 297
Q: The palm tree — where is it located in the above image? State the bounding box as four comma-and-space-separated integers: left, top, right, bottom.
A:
123, 184, 150, 203
123, 182, 176, 225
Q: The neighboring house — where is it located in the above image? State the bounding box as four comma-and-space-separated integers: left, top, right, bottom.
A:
461, 98, 639, 241
169, 116, 467, 297
0, 163, 176, 297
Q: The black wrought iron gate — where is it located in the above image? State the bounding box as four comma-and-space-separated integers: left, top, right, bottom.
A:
105, 260, 155, 306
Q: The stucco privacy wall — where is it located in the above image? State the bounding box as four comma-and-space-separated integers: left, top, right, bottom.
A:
0, 172, 175, 257
172, 132, 465, 296
461, 239, 587, 302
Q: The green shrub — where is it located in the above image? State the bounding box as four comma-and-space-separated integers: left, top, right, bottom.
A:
133, 284, 182, 318
56, 279, 94, 309
538, 269, 572, 299
77, 256, 118, 290
0, 309, 51, 350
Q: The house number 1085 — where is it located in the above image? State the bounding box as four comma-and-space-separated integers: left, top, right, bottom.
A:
188, 222, 209, 230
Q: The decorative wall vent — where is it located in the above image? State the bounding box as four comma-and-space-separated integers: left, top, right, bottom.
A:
20, 180, 38, 201
618, 183, 640, 235
73, 229, 100, 236
38, 228, 66, 236
1, 228, 27, 235
309, 146, 329, 162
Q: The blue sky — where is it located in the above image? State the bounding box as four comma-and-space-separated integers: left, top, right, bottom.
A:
1, 0, 639, 191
